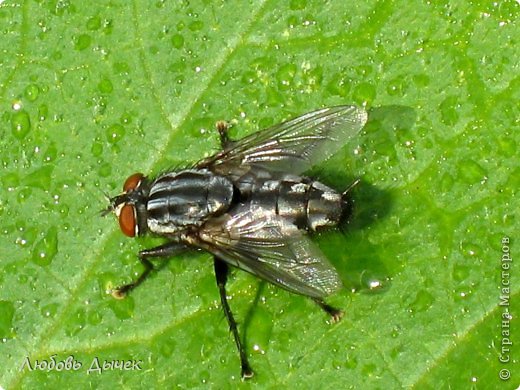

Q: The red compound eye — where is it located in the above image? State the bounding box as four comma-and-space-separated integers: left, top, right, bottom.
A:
118, 204, 137, 237
123, 173, 144, 192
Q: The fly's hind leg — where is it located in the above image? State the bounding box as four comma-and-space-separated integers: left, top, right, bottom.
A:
312, 298, 344, 323
112, 242, 187, 299
214, 257, 253, 379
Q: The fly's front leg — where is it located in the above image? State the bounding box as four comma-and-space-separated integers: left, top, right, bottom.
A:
312, 298, 344, 323
112, 242, 187, 299
216, 121, 235, 149
214, 258, 253, 379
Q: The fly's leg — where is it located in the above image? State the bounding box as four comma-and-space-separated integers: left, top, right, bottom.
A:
312, 298, 344, 323
216, 121, 235, 149
112, 242, 187, 299
214, 258, 254, 379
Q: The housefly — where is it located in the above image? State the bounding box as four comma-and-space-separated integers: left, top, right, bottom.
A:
104, 105, 368, 378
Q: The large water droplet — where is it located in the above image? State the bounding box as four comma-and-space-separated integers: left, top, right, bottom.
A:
276, 63, 297, 90
40, 302, 59, 318
408, 290, 434, 313
439, 96, 459, 125
0, 300, 16, 339
74, 34, 92, 50
64, 308, 86, 336
109, 296, 135, 319
353, 82, 376, 105
11, 110, 31, 139
31, 226, 58, 267
86, 15, 102, 31
106, 124, 125, 144
24, 84, 40, 101
171, 34, 184, 49
246, 306, 273, 355
458, 160, 488, 185
98, 78, 113, 94
23, 165, 53, 190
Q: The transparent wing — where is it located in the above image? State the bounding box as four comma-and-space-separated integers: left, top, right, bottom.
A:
197, 105, 368, 178
195, 205, 343, 298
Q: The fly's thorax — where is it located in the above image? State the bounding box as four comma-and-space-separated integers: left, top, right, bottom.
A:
250, 176, 342, 231
146, 169, 235, 235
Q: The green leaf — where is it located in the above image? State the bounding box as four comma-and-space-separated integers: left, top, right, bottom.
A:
1, 0, 518, 388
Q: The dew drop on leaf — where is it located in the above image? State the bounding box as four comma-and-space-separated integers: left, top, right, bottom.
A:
171, 33, 184, 49
24, 84, 40, 101
0, 300, 16, 339
31, 226, 58, 267
106, 123, 126, 144
457, 159, 488, 185
74, 33, 92, 50
408, 290, 434, 313
40, 302, 59, 318
439, 96, 459, 126
11, 110, 31, 140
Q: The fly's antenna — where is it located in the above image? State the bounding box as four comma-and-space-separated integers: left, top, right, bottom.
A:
342, 178, 361, 198
340, 178, 361, 223
97, 189, 114, 216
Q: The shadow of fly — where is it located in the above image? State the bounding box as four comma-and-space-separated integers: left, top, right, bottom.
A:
103, 105, 368, 378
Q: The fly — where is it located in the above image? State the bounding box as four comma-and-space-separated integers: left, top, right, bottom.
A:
104, 105, 368, 378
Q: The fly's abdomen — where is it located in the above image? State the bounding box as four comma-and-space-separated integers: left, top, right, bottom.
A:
147, 169, 234, 234
251, 177, 343, 231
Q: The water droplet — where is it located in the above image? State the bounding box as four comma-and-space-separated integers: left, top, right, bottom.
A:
87, 309, 102, 325
361, 363, 377, 376
31, 226, 58, 267
247, 307, 273, 355
290, 0, 307, 10
43, 143, 57, 162
276, 63, 297, 90
458, 160, 488, 185
454, 286, 472, 301
452, 264, 470, 282
497, 136, 516, 157
440, 172, 454, 192
120, 112, 132, 125
171, 33, 184, 49
98, 78, 113, 94
17, 188, 32, 203
11, 109, 31, 140
38, 104, 48, 121
109, 296, 135, 319
459, 242, 481, 257
408, 290, 434, 313
64, 308, 87, 336
439, 96, 459, 125
353, 82, 376, 105
106, 124, 125, 144
91, 141, 103, 157
0, 300, 16, 339
23, 165, 53, 190
412, 74, 429, 87
40, 302, 59, 318
24, 84, 40, 101
159, 336, 177, 357
2, 172, 20, 191
386, 77, 406, 97
188, 20, 203, 31
74, 34, 92, 51
344, 354, 358, 369
326, 74, 351, 97
86, 15, 101, 31
390, 325, 402, 338
114, 61, 130, 75
98, 162, 112, 177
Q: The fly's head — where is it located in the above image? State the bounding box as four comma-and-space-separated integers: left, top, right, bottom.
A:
103, 172, 150, 237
